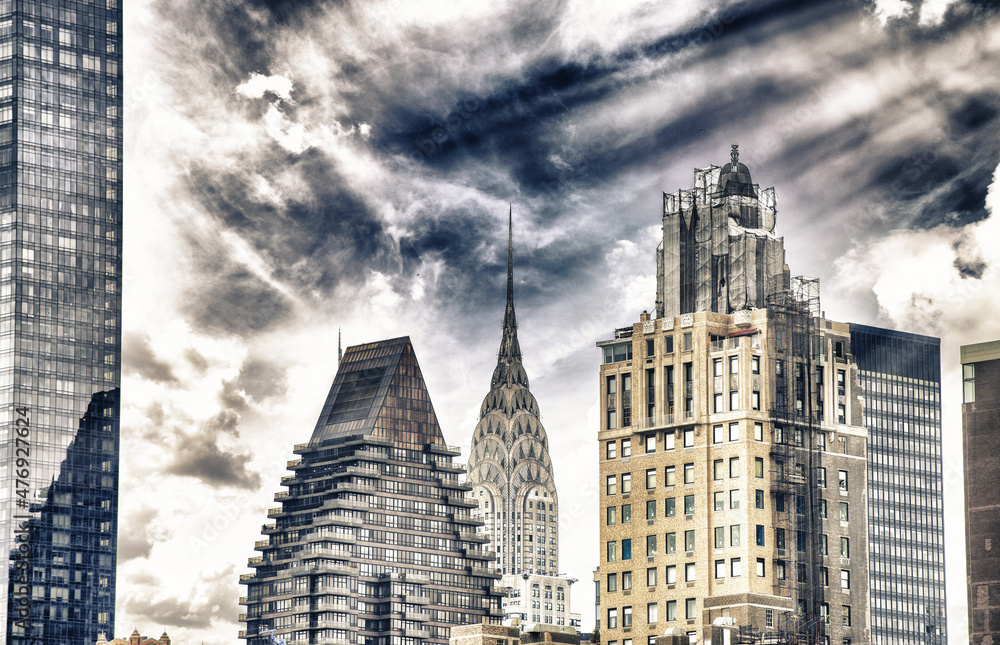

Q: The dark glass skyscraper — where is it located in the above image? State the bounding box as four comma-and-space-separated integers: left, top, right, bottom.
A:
1, 0, 123, 644
849, 325, 947, 644
240, 337, 502, 645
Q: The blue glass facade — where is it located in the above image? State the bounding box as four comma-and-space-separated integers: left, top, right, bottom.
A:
849, 324, 947, 644
1, 0, 123, 644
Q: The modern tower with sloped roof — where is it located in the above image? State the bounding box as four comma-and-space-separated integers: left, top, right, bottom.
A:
466, 214, 579, 629
240, 336, 503, 645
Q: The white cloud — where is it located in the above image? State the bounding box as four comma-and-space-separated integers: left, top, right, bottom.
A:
235, 72, 294, 100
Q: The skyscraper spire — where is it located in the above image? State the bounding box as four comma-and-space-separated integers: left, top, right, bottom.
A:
338, 328, 342, 366
498, 206, 521, 362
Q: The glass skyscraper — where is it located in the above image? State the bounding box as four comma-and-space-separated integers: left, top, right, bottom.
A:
1, 0, 123, 644
849, 324, 947, 644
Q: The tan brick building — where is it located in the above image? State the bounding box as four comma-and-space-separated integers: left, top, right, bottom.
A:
594, 148, 870, 644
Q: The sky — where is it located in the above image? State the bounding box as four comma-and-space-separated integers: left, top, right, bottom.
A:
121, 0, 1000, 643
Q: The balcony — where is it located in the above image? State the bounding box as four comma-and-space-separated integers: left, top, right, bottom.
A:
470, 566, 502, 579
636, 413, 678, 430
451, 513, 484, 526
313, 601, 353, 613
447, 494, 478, 508
438, 476, 472, 491
428, 443, 462, 456
464, 548, 496, 561
402, 572, 430, 584
323, 498, 370, 511
312, 620, 352, 630
458, 531, 490, 543
402, 593, 431, 605
404, 611, 431, 622
287, 459, 303, 469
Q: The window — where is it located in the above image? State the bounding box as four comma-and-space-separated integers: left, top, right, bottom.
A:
713, 425, 724, 444
714, 358, 723, 377
683, 333, 692, 351
964, 363, 976, 403
796, 495, 806, 515
818, 499, 827, 519
646, 338, 654, 356
754, 423, 763, 441
622, 571, 632, 590
665, 532, 676, 554
817, 467, 827, 488
731, 558, 741, 577
714, 491, 725, 511
684, 530, 695, 552
730, 390, 739, 410
841, 569, 850, 590
729, 422, 739, 441
647, 602, 658, 624
622, 439, 632, 458
797, 531, 806, 552
607, 506, 618, 525
665, 497, 675, 517
752, 356, 760, 374
623, 606, 632, 627
607, 608, 618, 629
665, 565, 677, 584
684, 495, 694, 515
797, 563, 807, 583
622, 473, 632, 495
776, 494, 785, 513
622, 374, 632, 427
841, 605, 851, 627
608, 541, 617, 562
685, 562, 696, 581
606, 376, 617, 429
820, 567, 829, 587
665, 600, 677, 621
647, 567, 657, 587
730, 355, 739, 374
683, 429, 694, 448
646, 535, 657, 558
622, 504, 632, 523
715, 559, 725, 578
607, 573, 618, 592
683, 362, 693, 415
755, 490, 764, 509
840, 537, 850, 558
665, 336, 674, 353
751, 391, 760, 410
713, 459, 725, 480
714, 526, 724, 548
730, 489, 740, 509
753, 457, 764, 478
756, 558, 765, 577
839, 470, 848, 491
714, 392, 724, 413
839, 502, 849, 522
684, 463, 694, 484
755, 525, 765, 547
646, 500, 656, 520
664, 431, 675, 450
645, 435, 656, 453
607, 475, 617, 496
729, 457, 740, 478
820, 534, 828, 555
730, 525, 740, 547
607, 441, 617, 459
622, 539, 632, 560
685, 598, 696, 620
665, 466, 676, 487
775, 528, 785, 550
775, 560, 785, 579
646, 469, 657, 489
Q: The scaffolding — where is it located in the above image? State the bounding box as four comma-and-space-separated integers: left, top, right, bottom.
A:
733, 613, 829, 644
766, 275, 826, 644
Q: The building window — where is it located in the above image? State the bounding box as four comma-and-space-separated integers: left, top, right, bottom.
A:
713, 425, 724, 444
607, 441, 617, 459
765, 609, 773, 628
730, 355, 739, 375
775, 528, 785, 550
818, 499, 827, 519
817, 467, 827, 488
729, 457, 740, 478
754, 422, 763, 441
647, 602, 658, 624
665, 532, 676, 554
841, 569, 850, 589
838, 470, 848, 491
622, 539, 632, 560
622, 439, 632, 458
683, 362, 693, 416
714, 491, 725, 512
839, 502, 849, 522
622, 473, 632, 495
665, 600, 677, 621
820, 567, 828, 587
841, 605, 851, 627
714, 358, 723, 377
684, 530, 695, 552
607, 506, 617, 525
729, 390, 739, 410
775, 560, 785, 579
820, 534, 828, 555
645, 434, 656, 453
664, 430, 675, 450
683, 429, 694, 448
715, 559, 725, 579
755, 489, 764, 509
840, 537, 850, 558
754, 457, 764, 478
606, 475, 617, 496
683, 333, 692, 351
646, 338, 654, 357
685, 598, 696, 620
606, 376, 617, 429
964, 363, 976, 403
730, 489, 740, 509
684, 463, 694, 484
665, 336, 674, 353
646, 500, 656, 520
714, 526, 724, 549
622, 374, 632, 427
731, 558, 741, 577
646, 469, 656, 489
729, 422, 739, 441
665, 365, 675, 417
755, 525, 765, 547
665, 497, 675, 517
607, 609, 618, 629
685, 562, 696, 581
608, 573, 618, 592
752, 356, 760, 374
730, 524, 740, 547
646, 534, 657, 558
607, 542, 617, 562
751, 391, 760, 410
647, 567, 657, 587
713, 459, 725, 480
796, 495, 806, 515
622, 571, 632, 590
665, 466, 676, 487
756, 558, 765, 577
623, 606, 632, 627
665, 565, 676, 584
622, 503, 632, 523
683, 495, 695, 515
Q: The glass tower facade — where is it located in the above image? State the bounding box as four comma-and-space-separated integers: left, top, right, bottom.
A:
849, 324, 947, 644
1, 0, 123, 644
240, 337, 502, 645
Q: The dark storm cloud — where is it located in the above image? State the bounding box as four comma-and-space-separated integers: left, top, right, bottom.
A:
162, 411, 262, 490
235, 358, 289, 402
123, 332, 179, 384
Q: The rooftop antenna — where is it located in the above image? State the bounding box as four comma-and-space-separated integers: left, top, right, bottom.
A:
338, 328, 342, 366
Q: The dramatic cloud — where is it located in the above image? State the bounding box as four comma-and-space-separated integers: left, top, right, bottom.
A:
123, 332, 179, 384
161, 411, 262, 490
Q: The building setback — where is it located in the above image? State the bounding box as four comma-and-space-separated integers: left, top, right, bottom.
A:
849, 325, 947, 643
240, 337, 503, 645
961, 340, 1000, 645
2, 1, 123, 644
466, 215, 579, 629
595, 150, 869, 644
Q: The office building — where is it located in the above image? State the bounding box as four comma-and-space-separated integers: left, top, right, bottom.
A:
961, 340, 1000, 645
240, 337, 503, 645
595, 149, 869, 644
465, 215, 578, 628
849, 325, 946, 643
2, 2, 123, 644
